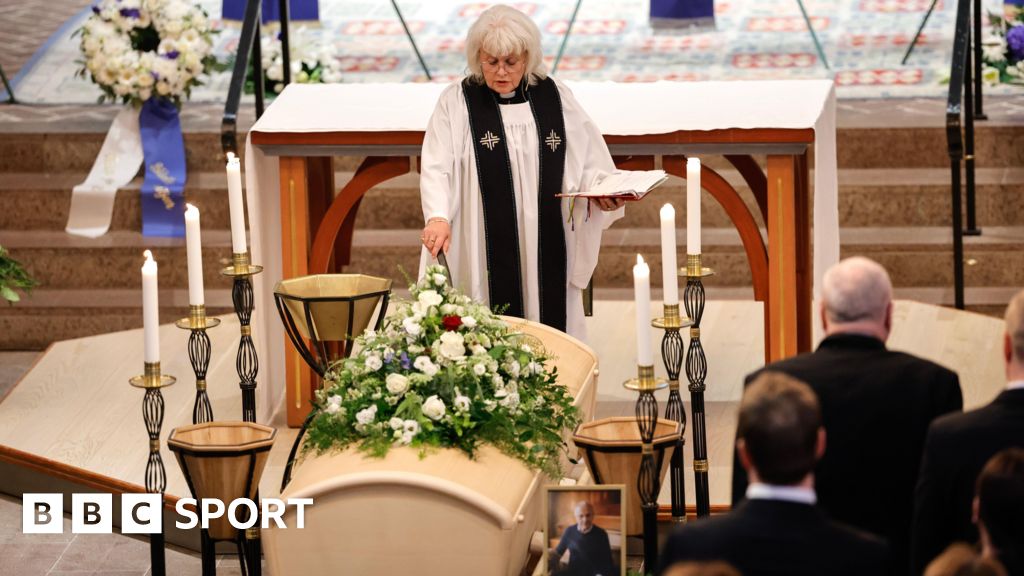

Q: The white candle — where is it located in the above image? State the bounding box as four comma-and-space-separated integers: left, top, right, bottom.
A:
659, 203, 679, 306
226, 153, 247, 254
141, 250, 160, 363
184, 204, 204, 306
686, 157, 701, 255
633, 254, 653, 366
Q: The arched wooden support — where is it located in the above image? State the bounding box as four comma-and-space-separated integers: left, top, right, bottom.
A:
724, 154, 768, 224
612, 155, 656, 170
663, 156, 769, 303
310, 156, 411, 274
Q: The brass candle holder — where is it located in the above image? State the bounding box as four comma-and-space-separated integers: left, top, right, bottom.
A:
175, 305, 220, 424
624, 364, 668, 570
682, 253, 714, 518
652, 303, 694, 524
129, 361, 176, 576
219, 251, 264, 576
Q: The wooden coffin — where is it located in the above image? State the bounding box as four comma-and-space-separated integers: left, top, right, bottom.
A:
263, 317, 598, 576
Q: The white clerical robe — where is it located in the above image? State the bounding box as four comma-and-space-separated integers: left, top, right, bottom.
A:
418, 77, 623, 341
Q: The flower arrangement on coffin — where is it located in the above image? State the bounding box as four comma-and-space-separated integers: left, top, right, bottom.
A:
981, 7, 1024, 85
303, 265, 581, 477
75, 0, 221, 106
0, 246, 36, 304
247, 28, 343, 96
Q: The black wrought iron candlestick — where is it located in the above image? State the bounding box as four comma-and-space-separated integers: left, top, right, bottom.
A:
220, 251, 264, 575
221, 252, 263, 423
625, 364, 668, 571
653, 303, 693, 523
175, 305, 220, 424
129, 362, 176, 576
683, 254, 714, 518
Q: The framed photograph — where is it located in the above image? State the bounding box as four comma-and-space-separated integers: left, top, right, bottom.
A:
543, 484, 627, 576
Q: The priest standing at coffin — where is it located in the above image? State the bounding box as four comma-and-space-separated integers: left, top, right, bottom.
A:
418, 5, 625, 341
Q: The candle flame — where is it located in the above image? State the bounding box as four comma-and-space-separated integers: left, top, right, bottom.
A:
660, 203, 675, 218
143, 250, 153, 261
185, 203, 198, 214
636, 254, 645, 265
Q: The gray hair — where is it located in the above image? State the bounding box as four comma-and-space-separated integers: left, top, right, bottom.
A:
821, 256, 893, 325
573, 500, 593, 515
1005, 289, 1024, 363
464, 5, 547, 86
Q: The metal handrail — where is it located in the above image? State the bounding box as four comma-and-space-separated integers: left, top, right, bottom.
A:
222, 0, 292, 156
945, 0, 988, 311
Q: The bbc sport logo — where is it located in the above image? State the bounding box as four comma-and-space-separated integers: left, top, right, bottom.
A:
23, 494, 313, 534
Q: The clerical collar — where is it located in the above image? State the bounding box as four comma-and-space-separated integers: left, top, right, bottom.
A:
746, 483, 817, 505
1008, 380, 1024, 391
495, 84, 527, 104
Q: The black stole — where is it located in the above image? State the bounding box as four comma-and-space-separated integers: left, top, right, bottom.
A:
462, 77, 568, 331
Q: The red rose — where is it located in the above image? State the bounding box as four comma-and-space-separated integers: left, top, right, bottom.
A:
442, 315, 462, 331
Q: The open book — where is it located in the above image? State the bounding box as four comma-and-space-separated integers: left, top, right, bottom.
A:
557, 169, 668, 201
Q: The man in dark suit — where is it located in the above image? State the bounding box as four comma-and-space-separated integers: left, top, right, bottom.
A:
731, 256, 963, 575
911, 289, 1024, 574
659, 372, 887, 576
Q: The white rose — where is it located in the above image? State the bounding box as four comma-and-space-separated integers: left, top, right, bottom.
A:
413, 355, 438, 377
461, 316, 477, 329
364, 355, 383, 371
417, 290, 443, 308
438, 331, 465, 359
385, 373, 409, 395
402, 316, 422, 336
440, 303, 456, 315
454, 393, 471, 413
473, 363, 486, 376
324, 402, 341, 415
471, 344, 487, 356
389, 417, 404, 430
355, 404, 377, 425
433, 273, 448, 286
422, 395, 446, 421
267, 63, 283, 81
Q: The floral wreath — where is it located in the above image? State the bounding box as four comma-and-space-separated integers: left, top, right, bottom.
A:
76, 0, 219, 106
303, 265, 581, 477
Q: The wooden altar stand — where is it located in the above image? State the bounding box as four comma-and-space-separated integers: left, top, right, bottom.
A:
245, 81, 838, 426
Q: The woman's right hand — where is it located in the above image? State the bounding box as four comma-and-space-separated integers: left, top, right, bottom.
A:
421, 218, 451, 258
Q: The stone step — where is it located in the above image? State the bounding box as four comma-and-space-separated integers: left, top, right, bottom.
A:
8, 166, 1020, 233
0, 289, 234, 350
0, 230, 237, 290
3, 119, 1023, 175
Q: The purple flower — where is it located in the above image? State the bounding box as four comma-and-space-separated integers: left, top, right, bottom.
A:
119, 7, 140, 18
1008, 26, 1024, 61
383, 351, 394, 364
164, 50, 180, 60
399, 351, 412, 370
91, 5, 101, 14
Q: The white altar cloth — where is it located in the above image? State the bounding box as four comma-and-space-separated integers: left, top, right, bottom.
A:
244, 80, 838, 422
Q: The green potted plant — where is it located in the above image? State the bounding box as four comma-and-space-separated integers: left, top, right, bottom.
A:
0, 246, 36, 304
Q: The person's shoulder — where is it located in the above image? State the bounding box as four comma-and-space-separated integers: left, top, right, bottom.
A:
885, 348, 958, 380
929, 398, 1003, 438
823, 519, 889, 565
743, 352, 818, 385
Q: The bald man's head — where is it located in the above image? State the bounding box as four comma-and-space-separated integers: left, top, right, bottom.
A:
821, 257, 893, 339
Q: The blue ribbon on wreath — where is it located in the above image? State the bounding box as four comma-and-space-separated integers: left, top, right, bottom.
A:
138, 98, 187, 237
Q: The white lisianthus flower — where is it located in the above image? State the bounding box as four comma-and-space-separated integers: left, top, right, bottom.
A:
461, 316, 477, 329
403, 419, 420, 434
322, 68, 343, 83
385, 373, 409, 395
414, 355, 439, 377
471, 344, 487, 356
473, 363, 487, 376
422, 395, 446, 420
454, 392, 471, 413
433, 273, 448, 286
355, 404, 378, 425
440, 303, 456, 315
389, 417, 404, 430
364, 355, 383, 371
982, 35, 1007, 63
400, 431, 415, 444
324, 393, 343, 415
499, 392, 520, 410
439, 331, 466, 360
418, 290, 443, 308
982, 65, 1001, 85
402, 316, 423, 336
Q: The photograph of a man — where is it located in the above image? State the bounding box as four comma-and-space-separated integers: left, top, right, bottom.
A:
550, 500, 617, 576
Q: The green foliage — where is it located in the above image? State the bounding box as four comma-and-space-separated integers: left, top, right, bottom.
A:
0, 246, 36, 304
